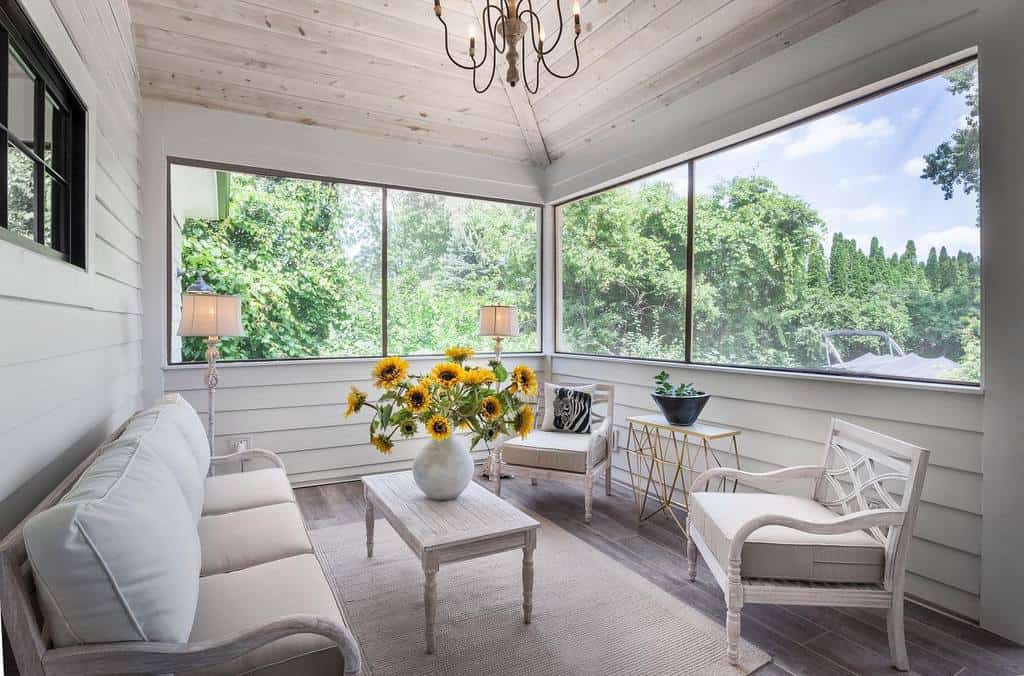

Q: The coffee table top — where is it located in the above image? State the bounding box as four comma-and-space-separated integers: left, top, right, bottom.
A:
362, 471, 539, 554
626, 414, 741, 439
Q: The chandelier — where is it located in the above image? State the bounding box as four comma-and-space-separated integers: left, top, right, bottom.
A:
434, 0, 582, 94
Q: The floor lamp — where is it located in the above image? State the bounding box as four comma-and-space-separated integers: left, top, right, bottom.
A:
177, 274, 245, 454
479, 304, 519, 480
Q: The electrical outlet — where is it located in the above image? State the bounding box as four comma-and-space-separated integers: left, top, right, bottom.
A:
229, 436, 253, 453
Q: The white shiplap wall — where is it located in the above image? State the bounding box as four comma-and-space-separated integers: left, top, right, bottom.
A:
0, 0, 143, 536
162, 355, 546, 485
551, 355, 983, 620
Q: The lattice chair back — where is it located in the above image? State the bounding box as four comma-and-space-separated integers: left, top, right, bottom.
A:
533, 382, 614, 430
813, 419, 929, 589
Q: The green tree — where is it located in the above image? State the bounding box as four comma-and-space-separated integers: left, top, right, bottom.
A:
920, 63, 980, 218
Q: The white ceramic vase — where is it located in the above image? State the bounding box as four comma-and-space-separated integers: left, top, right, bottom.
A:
412, 435, 475, 501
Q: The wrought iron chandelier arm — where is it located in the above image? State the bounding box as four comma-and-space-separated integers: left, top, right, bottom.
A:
519, 2, 565, 57
522, 40, 542, 95
540, 30, 581, 80
472, 15, 500, 94
436, 13, 479, 71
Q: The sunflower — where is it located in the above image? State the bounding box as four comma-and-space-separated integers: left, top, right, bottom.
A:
445, 346, 475, 363
515, 405, 535, 438
371, 434, 394, 455
373, 356, 409, 390
430, 362, 465, 388
344, 386, 368, 417
481, 426, 499, 443
399, 419, 418, 438
404, 384, 431, 414
426, 414, 453, 441
462, 368, 497, 387
480, 395, 502, 421
509, 365, 538, 397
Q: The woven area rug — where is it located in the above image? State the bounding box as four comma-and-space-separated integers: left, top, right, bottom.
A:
311, 513, 770, 676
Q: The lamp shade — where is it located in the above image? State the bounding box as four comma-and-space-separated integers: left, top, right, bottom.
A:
178, 293, 245, 338
479, 305, 519, 337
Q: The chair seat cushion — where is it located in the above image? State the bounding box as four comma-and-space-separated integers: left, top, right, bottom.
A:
688, 492, 885, 584
198, 503, 313, 576
501, 429, 607, 473
203, 468, 295, 516
189, 554, 358, 676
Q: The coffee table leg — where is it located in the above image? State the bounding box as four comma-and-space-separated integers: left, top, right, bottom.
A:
364, 488, 374, 558
423, 556, 439, 654
523, 530, 536, 624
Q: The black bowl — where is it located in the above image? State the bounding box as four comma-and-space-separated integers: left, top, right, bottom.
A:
651, 393, 710, 427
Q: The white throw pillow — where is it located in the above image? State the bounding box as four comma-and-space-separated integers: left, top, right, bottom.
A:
541, 383, 594, 434
156, 393, 211, 479
24, 411, 202, 648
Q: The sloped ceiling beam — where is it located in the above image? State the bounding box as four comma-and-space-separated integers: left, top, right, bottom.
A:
467, 0, 551, 166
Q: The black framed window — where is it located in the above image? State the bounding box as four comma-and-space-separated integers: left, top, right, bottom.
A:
0, 0, 86, 266
557, 57, 981, 386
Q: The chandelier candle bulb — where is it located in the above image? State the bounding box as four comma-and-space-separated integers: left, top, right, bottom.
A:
434, 0, 441, 18
573, 1, 581, 34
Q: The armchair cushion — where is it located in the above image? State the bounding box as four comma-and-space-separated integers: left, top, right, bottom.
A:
501, 421, 609, 474
189, 554, 350, 676
203, 467, 295, 516
689, 492, 885, 584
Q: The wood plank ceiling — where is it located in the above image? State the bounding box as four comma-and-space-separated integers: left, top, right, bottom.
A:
127, 0, 883, 166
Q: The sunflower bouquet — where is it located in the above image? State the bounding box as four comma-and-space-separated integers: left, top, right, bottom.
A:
345, 346, 538, 456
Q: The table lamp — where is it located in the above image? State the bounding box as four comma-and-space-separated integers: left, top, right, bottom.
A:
479, 304, 519, 362
177, 274, 245, 451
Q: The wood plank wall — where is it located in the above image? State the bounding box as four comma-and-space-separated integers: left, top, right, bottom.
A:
0, 0, 143, 537
550, 355, 984, 621
163, 355, 546, 485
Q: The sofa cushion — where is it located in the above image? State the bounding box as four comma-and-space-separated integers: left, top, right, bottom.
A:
125, 406, 206, 523
501, 420, 610, 474
156, 393, 212, 478
688, 492, 885, 584
203, 468, 295, 516
198, 502, 313, 576
24, 414, 201, 647
189, 554, 360, 675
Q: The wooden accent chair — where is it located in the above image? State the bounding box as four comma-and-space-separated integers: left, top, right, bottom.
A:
495, 383, 615, 523
686, 419, 929, 671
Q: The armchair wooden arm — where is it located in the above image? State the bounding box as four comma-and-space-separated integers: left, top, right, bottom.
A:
691, 465, 825, 492
42, 614, 362, 676
728, 508, 905, 563
210, 447, 286, 471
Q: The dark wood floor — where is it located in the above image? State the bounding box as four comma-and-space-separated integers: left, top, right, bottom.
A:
297, 476, 1024, 676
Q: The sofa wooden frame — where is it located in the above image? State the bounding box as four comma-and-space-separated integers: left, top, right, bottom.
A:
685, 418, 929, 672
495, 382, 615, 523
0, 423, 360, 676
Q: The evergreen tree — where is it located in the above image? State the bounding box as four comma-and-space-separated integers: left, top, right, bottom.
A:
829, 233, 851, 295
925, 247, 939, 288
938, 246, 957, 290
807, 239, 829, 289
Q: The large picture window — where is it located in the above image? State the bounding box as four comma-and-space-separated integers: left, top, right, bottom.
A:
168, 162, 540, 363
0, 0, 86, 266
557, 58, 981, 385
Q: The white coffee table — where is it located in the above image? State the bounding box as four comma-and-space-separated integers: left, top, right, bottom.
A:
362, 471, 540, 654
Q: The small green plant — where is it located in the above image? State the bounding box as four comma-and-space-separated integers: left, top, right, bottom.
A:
653, 371, 702, 397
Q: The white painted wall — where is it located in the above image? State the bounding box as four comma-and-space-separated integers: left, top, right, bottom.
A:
0, 0, 142, 537
541, 0, 1024, 642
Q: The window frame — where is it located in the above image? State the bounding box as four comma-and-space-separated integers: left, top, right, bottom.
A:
0, 0, 86, 266
553, 54, 981, 388
166, 156, 544, 366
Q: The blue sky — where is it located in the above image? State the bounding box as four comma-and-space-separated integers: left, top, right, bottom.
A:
641, 65, 979, 258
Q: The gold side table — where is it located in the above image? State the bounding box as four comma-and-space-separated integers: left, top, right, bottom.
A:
623, 414, 742, 537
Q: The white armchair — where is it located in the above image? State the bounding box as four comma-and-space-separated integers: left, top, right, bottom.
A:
495, 383, 615, 523
686, 419, 929, 672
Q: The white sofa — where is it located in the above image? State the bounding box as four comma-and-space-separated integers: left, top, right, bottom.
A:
1, 394, 361, 676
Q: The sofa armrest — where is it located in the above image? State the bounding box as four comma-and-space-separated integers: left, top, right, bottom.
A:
210, 448, 286, 472
727, 508, 905, 564
42, 614, 361, 676
691, 465, 825, 493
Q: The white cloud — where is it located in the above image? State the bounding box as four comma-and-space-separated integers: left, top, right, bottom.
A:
839, 174, 885, 190
843, 204, 907, 224
784, 114, 895, 158
917, 226, 980, 255
903, 157, 927, 177
905, 106, 923, 122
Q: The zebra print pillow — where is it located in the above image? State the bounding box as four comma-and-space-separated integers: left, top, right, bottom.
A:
541, 383, 593, 434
